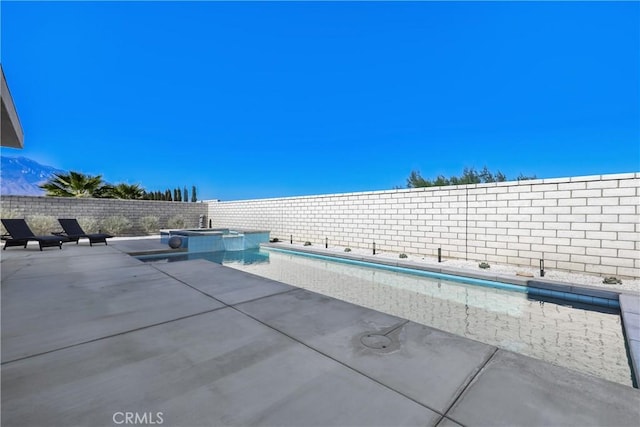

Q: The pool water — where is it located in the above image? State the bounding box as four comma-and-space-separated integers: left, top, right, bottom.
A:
138, 248, 633, 386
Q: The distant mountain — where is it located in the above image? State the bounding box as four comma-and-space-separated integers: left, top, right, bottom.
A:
1, 156, 66, 196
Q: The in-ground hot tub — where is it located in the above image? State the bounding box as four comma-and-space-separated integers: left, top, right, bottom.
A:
160, 228, 270, 253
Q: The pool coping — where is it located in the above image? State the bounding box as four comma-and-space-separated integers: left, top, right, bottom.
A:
126, 248, 188, 256
160, 228, 271, 235
262, 242, 640, 387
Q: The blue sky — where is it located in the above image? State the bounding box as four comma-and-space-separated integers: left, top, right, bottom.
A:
1, 1, 638, 201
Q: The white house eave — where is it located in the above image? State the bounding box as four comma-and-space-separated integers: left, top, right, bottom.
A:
1, 64, 24, 149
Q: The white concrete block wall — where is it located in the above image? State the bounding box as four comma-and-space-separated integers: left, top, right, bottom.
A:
209, 173, 640, 279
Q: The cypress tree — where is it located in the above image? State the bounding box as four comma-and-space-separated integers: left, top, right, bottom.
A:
191, 186, 197, 202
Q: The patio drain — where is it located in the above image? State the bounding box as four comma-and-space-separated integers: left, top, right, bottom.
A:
360, 334, 392, 349
357, 322, 406, 353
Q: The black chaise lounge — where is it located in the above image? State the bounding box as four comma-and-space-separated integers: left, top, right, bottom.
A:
58, 218, 113, 246
1, 218, 66, 251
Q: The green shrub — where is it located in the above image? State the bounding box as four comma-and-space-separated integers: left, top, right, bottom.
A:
167, 215, 185, 229
344, 248, 351, 252
139, 216, 160, 234
77, 217, 100, 234
304, 241, 312, 246
101, 216, 131, 235
26, 214, 58, 235
479, 262, 490, 269
270, 237, 280, 243
602, 276, 622, 285
399, 253, 408, 259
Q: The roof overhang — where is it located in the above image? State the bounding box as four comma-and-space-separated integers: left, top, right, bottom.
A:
1, 65, 24, 149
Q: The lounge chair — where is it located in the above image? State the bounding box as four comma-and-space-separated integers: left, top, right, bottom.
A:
57, 218, 113, 246
1, 219, 66, 251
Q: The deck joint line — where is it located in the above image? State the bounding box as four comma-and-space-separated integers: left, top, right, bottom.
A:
0, 307, 225, 366
232, 303, 446, 417
441, 346, 499, 421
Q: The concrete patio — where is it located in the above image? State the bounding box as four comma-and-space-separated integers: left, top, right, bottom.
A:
1, 239, 639, 427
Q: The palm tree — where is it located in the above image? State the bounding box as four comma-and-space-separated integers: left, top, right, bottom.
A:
107, 183, 145, 199
40, 171, 106, 198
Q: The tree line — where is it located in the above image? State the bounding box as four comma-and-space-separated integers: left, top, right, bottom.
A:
39, 171, 199, 202
404, 167, 536, 188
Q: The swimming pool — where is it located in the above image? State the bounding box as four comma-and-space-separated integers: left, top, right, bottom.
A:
137, 247, 633, 386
